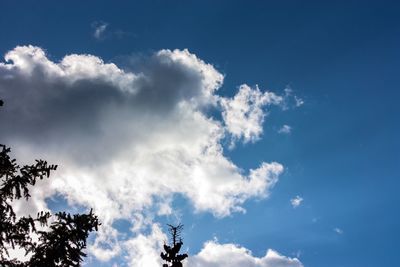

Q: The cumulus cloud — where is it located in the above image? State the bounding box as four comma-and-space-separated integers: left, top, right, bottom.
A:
95, 223, 303, 267
124, 224, 167, 266
220, 84, 282, 145
278, 125, 292, 134
0, 45, 293, 262
113, 228, 303, 267
188, 240, 303, 267
290, 196, 303, 208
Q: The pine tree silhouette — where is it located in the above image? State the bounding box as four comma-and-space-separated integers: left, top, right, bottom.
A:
160, 224, 188, 267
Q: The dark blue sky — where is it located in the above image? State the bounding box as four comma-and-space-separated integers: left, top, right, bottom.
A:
1, 1, 399, 266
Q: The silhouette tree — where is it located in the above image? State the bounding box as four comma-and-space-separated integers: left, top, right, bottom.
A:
0, 100, 100, 266
160, 224, 188, 267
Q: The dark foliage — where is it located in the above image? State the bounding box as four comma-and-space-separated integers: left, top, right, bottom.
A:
161, 224, 188, 267
0, 101, 100, 266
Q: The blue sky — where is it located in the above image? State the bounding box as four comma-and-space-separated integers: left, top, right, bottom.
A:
1, 1, 399, 266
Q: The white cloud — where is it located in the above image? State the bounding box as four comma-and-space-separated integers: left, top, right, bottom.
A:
281, 87, 304, 110
220, 84, 282, 145
91, 21, 131, 40
294, 96, 304, 107
334, 228, 343, 234
278, 125, 292, 134
124, 224, 167, 267
93, 22, 109, 40
89, 224, 122, 261
290, 196, 303, 208
0, 45, 287, 260
188, 240, 303, 267
115, 226, 303, 267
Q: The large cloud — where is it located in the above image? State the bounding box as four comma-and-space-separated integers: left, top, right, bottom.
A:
0, 45, 298, 265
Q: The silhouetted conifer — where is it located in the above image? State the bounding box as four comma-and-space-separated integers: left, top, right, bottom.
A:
160, 224, 188, 267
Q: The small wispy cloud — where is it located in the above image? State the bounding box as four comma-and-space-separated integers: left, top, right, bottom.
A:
292, 250, 302, 258
282, 87, 304, 110
92, 21, 109, 40
290, 195, 303, 208
294, 95, 304, 107
334, 227, 343, 234
91, 21, 131, 41
278, 124, 292, 134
